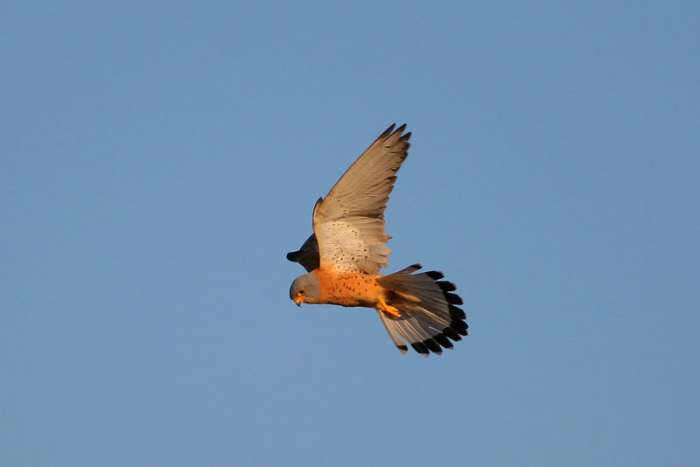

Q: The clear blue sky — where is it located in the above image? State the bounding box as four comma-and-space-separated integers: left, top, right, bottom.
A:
2, 2, 699, 466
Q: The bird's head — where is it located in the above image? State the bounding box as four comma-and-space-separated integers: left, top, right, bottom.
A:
289, 273, 321, 306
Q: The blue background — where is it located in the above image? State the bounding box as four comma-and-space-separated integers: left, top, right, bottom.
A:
2, 2, 699, 466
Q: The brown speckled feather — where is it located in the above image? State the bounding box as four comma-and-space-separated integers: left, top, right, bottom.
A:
312, 124, 410, 274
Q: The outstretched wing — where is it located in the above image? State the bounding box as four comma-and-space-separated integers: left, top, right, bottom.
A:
286, 234, 319, 272
312, 124, 411, 274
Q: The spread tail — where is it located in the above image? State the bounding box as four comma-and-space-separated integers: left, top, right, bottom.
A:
378, 263, 468, 355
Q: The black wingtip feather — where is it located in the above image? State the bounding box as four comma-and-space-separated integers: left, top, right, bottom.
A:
425, 271, 444, 280
411, 342, 429, 355
397, 266, 469, 355
423, 339, 443, 354
450, 320, 469, 336
434, 334, 454, 349
442, 327, 462, 342
378, 123, 397, 140
437, 281, 457, 292
449, 305, 466, 320
286, 251, 299, 262
445, 292, 463, 305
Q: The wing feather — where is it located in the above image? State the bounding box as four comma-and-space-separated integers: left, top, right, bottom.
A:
286, 234, 320, 272
312, 124, 411, 273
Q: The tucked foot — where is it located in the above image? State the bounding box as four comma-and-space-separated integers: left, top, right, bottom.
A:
378, 297, 401, 318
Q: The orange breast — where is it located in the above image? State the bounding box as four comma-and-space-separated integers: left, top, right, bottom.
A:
313, 268, 383, 307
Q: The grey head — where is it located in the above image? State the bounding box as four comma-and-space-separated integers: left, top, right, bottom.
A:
289, 273, 321, 306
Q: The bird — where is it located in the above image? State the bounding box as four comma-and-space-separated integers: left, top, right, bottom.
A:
287, 124, 468, 355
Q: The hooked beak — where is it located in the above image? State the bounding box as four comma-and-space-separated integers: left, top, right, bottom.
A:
293, 293, 304, 306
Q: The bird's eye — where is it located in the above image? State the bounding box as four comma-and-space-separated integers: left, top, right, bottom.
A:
299, 289, 305, 295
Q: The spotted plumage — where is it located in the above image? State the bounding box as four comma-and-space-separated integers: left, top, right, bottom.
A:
287, 124, 469, 356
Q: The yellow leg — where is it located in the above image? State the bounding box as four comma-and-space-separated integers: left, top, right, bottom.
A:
378, 297, 401, 318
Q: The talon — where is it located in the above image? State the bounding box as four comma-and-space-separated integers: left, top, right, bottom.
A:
378, 297, 401, 318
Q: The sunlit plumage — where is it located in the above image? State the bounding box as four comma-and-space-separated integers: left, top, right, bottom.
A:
287, 124, 468, 355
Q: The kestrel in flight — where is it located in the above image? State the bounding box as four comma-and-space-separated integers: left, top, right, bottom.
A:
287, 124, 468, 355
